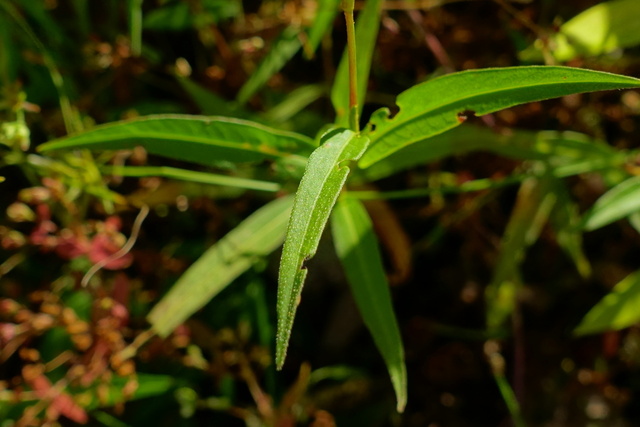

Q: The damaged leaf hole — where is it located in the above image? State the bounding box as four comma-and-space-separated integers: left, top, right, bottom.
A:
457, 109, 477, 123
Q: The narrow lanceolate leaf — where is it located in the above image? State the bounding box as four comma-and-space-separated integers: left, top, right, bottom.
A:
276, 129, 369, 369
582, 176, 640, 231
575, 270, 640, 336
38, 115, 313, 167
520, 0, 640, 62
359, 66, 640, 168
331, 0, 383, 127
149, 196, 293, 337
330, 197, 407, 412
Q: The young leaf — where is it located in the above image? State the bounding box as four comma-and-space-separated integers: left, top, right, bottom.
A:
582, 175, 640, 231
149, 195, 293, 337
359, 66, 640, 168
575, 270, 640, 336
330, 196, 407, 412
331, 0, 383, 127
276, 129, 369, 369
520, 0, 640, 62
38, 115, 314, 167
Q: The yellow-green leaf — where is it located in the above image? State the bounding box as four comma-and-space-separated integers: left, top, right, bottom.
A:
575, 270, 640, 335
521, 0, 640, 62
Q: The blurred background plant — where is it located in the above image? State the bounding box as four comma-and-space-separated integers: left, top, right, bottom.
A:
3, 0, 640, 426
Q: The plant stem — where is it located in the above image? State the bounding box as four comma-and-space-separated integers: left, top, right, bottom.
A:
342, 0, 359, 132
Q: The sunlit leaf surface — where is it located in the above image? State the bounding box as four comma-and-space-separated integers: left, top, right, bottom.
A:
359, 66, 640, 168
575, 270, 640, 335
276, 129, 369, 369
38, 115, 313, 167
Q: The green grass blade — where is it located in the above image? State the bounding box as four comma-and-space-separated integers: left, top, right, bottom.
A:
331, 0, 383, 127
177, 77, 255, 119
276, 129, 369, 369
128, 0, 144, 56
575, 270, 640, 335
37, 114, 313, 166
236, 26, 302, 105
330, 197, 407, 412
521, 0, 640, 62
70, 0, 90, 37
582, 176, 640, 231
263, 84, 326, 124
304, 0, 340, 58
549, 179, 591, 278
359, 66, 640, 168
149, 195, 294, 337
486, 178, 556, 330
488, 353, 526, 427
104, 165, 280, 192
0, 0, 81, 133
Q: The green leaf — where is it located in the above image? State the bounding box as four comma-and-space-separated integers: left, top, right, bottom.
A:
363, 125, 622, 181
236, 26, 302, 105
486, 177, 556, 330
359, 66, 640, 168
331, 0, 383, 127
276, 129, 369, 369
304, 0, 340, 58
128, 0, 143, 56
330, 197, 407, 412
177, 76, 254, 119
262, 84, 326, 124
520, 0, 640, 62
104, 165, 280, 192
149, 195, 294, 337
582, 175, 640, 231
548, 179, 591, 278
575, 270, 640, 335
144, 2, 191, 30
37, 115, 313, 167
